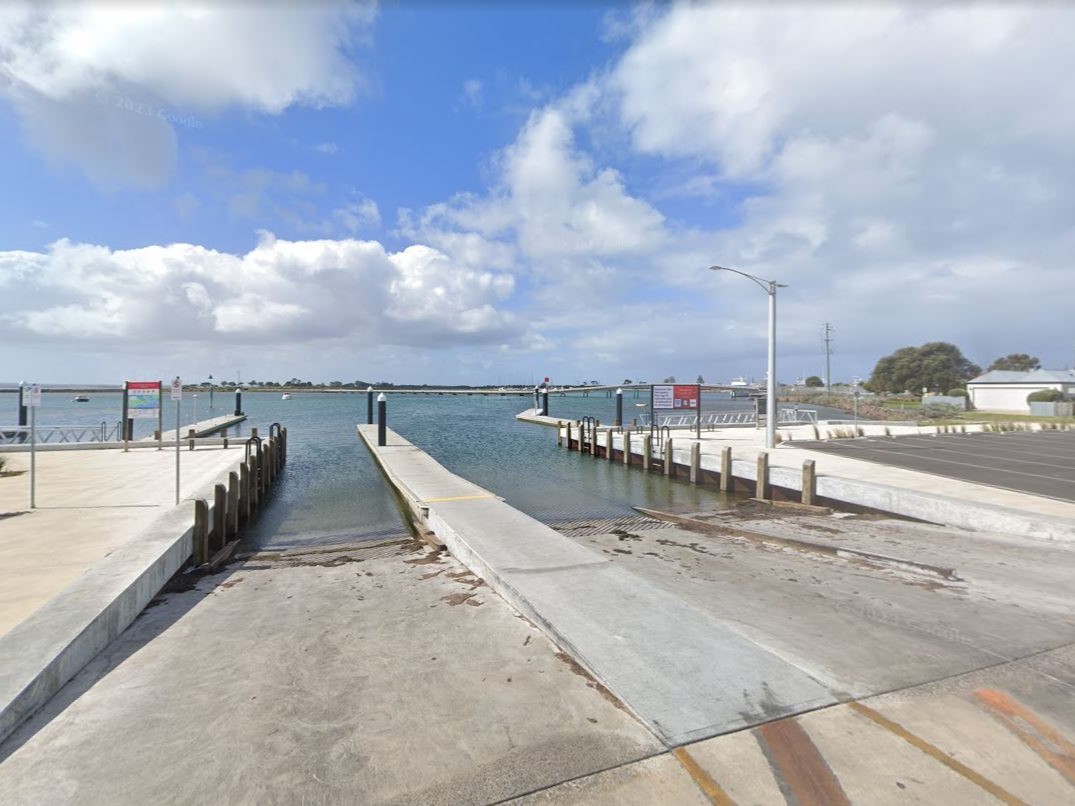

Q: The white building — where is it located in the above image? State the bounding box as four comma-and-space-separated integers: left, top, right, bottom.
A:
966, 369, 1075, 413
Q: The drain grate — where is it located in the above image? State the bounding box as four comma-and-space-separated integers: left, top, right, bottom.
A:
551, 514, 675, 538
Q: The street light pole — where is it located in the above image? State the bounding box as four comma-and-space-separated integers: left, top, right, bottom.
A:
708, 265, 788, 450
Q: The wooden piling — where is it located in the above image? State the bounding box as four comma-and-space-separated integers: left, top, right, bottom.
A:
802, 459, 817, 506
623, 431, 632, 465
249, 455, 259, 512
756, 452, 769, 500
239, 461, 250, 524
557, 421, 563, 447
664, 438, 673, 477
642, 436, 652, 471
213, 484, 226, 553
566, 421, 573, 450
690, 442, 700, 485
605, 428, 614, 462
720, 446, 733, 492
193, 499, 208, 565
228, 471, 239, 538
188, 428, 196, 451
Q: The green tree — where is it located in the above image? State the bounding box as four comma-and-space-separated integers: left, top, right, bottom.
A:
662, 375, 676, 383
987, 353, 1041, 372
866, 342, 980, 394
696, 374, 705, 384
804, 375, 824, 387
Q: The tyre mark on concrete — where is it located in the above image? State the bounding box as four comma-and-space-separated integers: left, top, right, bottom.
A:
755, 717, 850, 806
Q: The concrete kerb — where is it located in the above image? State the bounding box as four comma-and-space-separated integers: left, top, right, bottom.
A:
0, 451, 249, 746
548, 417, 1075, 544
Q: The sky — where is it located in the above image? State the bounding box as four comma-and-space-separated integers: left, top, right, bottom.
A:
2, 1, 1074, 387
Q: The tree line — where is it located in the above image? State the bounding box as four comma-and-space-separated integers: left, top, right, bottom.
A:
865, 344, 1041, 394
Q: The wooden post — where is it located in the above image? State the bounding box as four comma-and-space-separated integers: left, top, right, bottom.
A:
557, 421, 563, 447
228, 471, 239, 539
690, 442, 700, 485
642, 435, 652, 471
756, 452, 769, 500
213, 484, 226, 553
605, 428, 614, 462
566, 421, 573, 450
281, 427, 287, 465
720, 446, 733, 492
239, 461, 250, 524
623, 431, 631, 465
188, 427, 196, 451
249, 455, 259, 512
802, 459, 817, 506
193, 499, 208, 565
664, 438, 673, 477
266, 438, 274, 485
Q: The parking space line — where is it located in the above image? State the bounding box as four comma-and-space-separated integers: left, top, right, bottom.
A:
848, 702, 1026, 805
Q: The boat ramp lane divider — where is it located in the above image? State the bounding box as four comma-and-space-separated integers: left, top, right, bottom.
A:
548, 418, 1075, 543
356, 424, 839, 748
0, 427, 287, 746
151, 413, 247, 443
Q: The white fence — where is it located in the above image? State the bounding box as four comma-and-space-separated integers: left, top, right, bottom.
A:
639, 409, 818, 428
0, 422, 124, 445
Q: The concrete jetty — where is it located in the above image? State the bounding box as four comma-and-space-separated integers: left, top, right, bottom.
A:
357, 425, 831, 744
0, 430, 282, 745
523, 410, 1075, 542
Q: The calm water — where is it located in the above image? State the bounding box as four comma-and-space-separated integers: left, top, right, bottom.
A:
4, 389, 842, 551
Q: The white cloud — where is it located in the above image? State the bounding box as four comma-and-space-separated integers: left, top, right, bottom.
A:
0, 234, 522, 350
0, 2, 374, 185
461, 79, 483, 109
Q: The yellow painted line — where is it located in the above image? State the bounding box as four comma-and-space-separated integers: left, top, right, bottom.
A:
420, 494, 498, 503
849, 702, 1027, 806
672, 747, 737, 806
973, 688, 1075, 786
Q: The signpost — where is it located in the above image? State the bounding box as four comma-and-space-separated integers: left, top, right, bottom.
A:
28, 384, 41, 509
171, 377, 183, 505
650, 384, 702, 438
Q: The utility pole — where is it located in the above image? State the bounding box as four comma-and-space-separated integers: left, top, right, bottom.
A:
823, 322, 834, 394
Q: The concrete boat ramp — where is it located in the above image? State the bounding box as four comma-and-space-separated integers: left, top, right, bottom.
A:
357, 426, 835, 745
3, 419, 1075, 803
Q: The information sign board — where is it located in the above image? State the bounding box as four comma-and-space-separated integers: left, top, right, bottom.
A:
652, 384, 700, 409
127, 381, 162, 418
29, 384, 42, 408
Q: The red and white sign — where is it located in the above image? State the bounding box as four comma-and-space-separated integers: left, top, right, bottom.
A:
653, 384, 700, 410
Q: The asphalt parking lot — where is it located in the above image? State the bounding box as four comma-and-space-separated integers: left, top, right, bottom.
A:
796, 430, 1075, 502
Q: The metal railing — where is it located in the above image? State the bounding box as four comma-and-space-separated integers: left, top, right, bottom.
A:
0, 421, 124, 445
638, 409, 818, 428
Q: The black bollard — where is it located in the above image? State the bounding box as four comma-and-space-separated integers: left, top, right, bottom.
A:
17, 382, 27, 427
377, 392, 387, 446
367, 386, 374, 425
541, 387, 549, 417
234, 389, 243, 416
615, 387, 623, 427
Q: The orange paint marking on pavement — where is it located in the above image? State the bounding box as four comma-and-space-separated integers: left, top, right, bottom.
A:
756, 718, 850, 806
973, 688, 1075, 786
672, 747, 736, 805
849, 702, 1026, 806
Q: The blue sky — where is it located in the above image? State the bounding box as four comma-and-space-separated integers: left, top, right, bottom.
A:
3, 2, 1075, 386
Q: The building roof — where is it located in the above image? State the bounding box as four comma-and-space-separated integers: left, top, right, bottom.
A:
968, 369, 1075, 385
